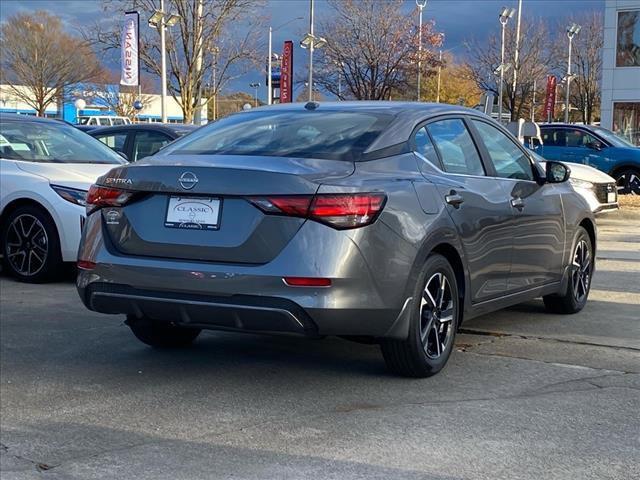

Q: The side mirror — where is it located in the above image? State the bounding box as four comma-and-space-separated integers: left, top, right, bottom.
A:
586, 140, 603, 151
546, 161, 570, 183
117, 151, 129, 162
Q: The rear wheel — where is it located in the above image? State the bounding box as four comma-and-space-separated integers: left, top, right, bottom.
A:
543, 226, 593, 314
126, 315, 201, 348
615, 168, 640, 195
380, 254, 459, 378
1, 205, 63, 283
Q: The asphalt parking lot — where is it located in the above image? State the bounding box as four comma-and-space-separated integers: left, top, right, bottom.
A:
1, 212, 639, 480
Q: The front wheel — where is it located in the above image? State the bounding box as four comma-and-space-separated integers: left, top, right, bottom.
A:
1, 205, 63, 283
380, 254, 459, 378
127, 315, 201, 348
615, 168, 640, 195
543, 226, 593, 314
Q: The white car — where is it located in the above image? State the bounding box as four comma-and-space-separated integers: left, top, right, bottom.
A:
1, 114, 126, 282
531, 152, 619, 214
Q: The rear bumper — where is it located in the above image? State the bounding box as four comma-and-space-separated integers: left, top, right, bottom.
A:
79, 281, 403, 338
76, 213, 415, 338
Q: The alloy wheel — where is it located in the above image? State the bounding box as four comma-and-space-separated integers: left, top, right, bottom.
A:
5, 214, 48, 277
617, 171, 640, 195
571, 239, 591, 303
419, 272, 455, 359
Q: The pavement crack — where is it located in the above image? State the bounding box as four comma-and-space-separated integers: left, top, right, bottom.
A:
0, 441, 58, 472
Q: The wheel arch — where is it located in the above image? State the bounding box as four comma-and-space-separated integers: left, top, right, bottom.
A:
0, 198, 62, 253
609, 163, 639, 178
431, 242, 466, 329
579, 217, 597, 257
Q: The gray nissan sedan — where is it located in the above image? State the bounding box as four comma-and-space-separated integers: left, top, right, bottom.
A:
77, 102, 595, 377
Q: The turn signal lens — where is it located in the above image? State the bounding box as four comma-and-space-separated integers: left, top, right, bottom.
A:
86, 185, 134, 214
249, 193, 386, 229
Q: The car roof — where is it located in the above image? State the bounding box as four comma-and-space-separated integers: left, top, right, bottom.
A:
88, 123, 197, 137
539, 123, 596, 130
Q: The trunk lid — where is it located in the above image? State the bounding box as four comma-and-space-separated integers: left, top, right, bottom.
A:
98, 155, 354, 264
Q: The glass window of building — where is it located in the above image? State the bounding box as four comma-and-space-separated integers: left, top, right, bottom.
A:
613, 102, 640, 146
616, 10, 640, 67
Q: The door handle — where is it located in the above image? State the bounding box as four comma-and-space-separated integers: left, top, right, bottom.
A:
511, 197, 525, 210
445, 191, 464, 208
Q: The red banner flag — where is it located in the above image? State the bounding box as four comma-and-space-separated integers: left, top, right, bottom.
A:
280, 41, 293, 103
543, 75, 557, 121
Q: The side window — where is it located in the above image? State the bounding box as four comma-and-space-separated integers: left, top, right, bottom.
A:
99, 118, 111, 126
542, 128, 564, 146
94, 132, 127, 152
426, 119, 485, 176
472, 120, 535, 181
413, 126, 440, 167
565, 129, 597, 147
132, 131, 172, 161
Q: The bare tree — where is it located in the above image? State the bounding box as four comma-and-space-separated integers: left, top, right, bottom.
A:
89, 0, 263, 123
0, 11, 103, 116
466, 20, 560, 121
567, 13, 603, 124
313, 0, 442, 100
80, 72, 156, 120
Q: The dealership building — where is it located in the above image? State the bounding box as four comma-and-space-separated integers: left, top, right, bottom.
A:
601, 0, 640, 145
0, 84, 203, 124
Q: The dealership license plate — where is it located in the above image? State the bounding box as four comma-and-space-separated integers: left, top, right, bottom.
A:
607, 192, 616, 203
165, 196, 221, 230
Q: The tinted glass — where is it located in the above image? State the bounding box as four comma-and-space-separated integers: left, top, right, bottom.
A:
565, 129, 597, 147
426, 119, 485, 175
112, 118, 126, 126
472, 120, 534, 181
99, 118, 111, 126
592, 124, 636, 147
0, 120, 126, 164
413, 126, 440, 167
95, 132, 127, 152
162, 111, 392, 161
132, 130, 172, 161
541, 128, 564, 146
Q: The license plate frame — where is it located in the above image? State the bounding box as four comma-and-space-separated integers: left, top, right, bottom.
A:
165, 196, 221, 231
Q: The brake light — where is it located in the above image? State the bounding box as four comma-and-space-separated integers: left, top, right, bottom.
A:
86, 185, 134, 214
248, 193, 386, 229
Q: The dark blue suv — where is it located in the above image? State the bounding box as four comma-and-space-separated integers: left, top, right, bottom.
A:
536, 124, 639, 194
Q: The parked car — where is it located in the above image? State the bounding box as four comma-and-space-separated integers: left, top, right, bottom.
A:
77, 115, 131, 127
0, 113, 126, 282
89, 124, 197, 162
530, 151, 618, 215
77, 102, 595, 377
535, 123, 640, 194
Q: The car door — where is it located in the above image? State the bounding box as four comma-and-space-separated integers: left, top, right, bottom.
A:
130, 130, 173, 161
470, 119, 565, 291
414, 117, 514, 302
538, 127, 567, 160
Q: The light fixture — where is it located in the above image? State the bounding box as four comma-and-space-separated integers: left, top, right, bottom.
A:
166, 13, 181, 27
499, 6, 516, 22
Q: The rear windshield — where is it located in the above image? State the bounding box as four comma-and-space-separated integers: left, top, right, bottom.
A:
162, 110, 392, 161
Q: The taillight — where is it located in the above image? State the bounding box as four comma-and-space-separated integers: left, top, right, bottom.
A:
86, 185, 134, 214
248, 193, 386, 229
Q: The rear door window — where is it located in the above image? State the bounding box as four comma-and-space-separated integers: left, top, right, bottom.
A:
426, 119, 485, 175
132, 130, 173, 161
94, 131, 128, 152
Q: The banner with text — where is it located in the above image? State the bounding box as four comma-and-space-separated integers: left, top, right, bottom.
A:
543, 75, 557, 121
280, 41, 293, 103
120, 11, 139, 87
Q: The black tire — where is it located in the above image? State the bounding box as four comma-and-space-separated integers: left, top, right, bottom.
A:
1, 205, 63, 283
126, 315, 201, 348
614, 168, 640, 195
543, 226, 593, 314
380, 254, 459, 378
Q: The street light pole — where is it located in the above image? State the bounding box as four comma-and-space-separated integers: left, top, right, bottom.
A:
249, 83, 260, 107
498, 7, 515, 124
511, 0, 522, 107
308, 0, 315, 102
160, 0, 167, 123
565, 23, 581, 123
436, 50, 442, 103
416, 0, 427, 102
268, 26, 273, 105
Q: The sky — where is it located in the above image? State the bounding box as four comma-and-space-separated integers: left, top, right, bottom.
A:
0, 0, 605, 101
